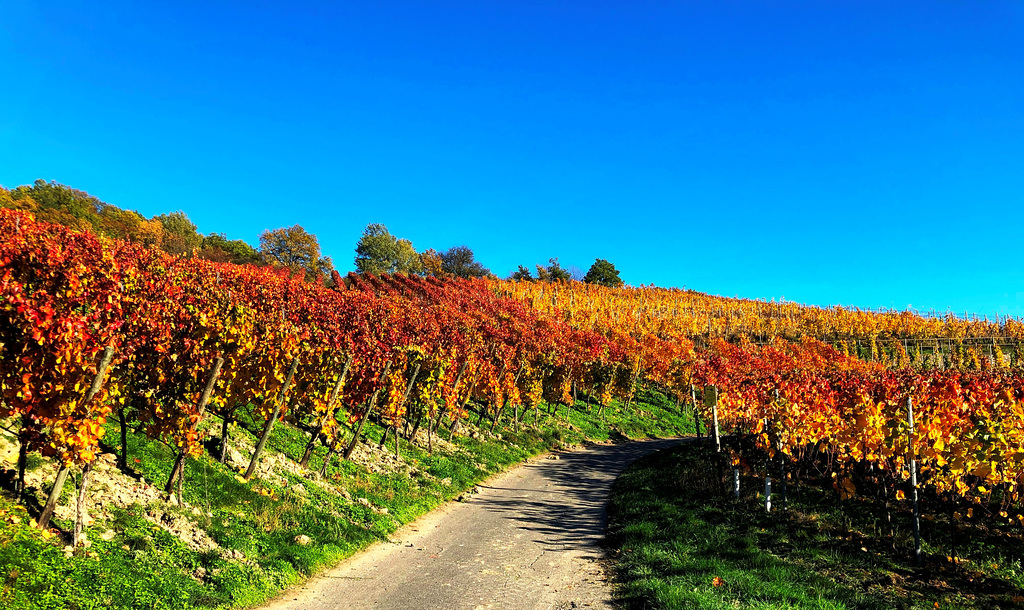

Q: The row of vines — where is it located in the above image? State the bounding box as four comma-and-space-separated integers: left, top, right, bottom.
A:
2, 207, 1022, 548
495, 280, 1024, 538
0, 209, 656, 538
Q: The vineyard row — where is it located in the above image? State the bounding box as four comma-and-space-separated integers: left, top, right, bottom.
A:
1, 208, 1021, 544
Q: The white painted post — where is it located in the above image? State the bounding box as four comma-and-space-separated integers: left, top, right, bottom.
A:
764, 416, 774, 512
691, 384, 701, 438
907, 396, 922, 565
706, 385, 720, 453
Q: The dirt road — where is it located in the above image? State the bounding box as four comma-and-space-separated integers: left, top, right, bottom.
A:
264, 438, 682, 610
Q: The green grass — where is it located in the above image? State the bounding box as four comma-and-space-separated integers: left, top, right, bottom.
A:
0, 386, 693, 609
607, 441, 1024, 610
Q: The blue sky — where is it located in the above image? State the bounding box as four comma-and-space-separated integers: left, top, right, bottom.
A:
2, 1, 1022, 316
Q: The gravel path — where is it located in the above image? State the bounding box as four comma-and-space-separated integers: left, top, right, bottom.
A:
263, 437, 684, 610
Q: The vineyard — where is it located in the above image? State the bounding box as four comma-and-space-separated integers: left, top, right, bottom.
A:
2, 207, 1024, 605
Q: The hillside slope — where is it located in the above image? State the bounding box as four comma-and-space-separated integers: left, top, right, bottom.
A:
0, 388, 692, 609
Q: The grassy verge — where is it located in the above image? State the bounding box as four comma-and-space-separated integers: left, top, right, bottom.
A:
607, 441, 1024, 610
0, 386, 692, 610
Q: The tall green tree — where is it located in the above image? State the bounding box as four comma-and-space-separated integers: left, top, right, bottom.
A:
97, 207, 165, 248
509, 265, 534, 281
14, 180, 104, 232
440, 246, 490, 278
420, 248, 445, 276
260, 224, 333, 277
354, 223, 421, 275
155, 211, 203, 255
27, 179, 104, 223
201, 233, 261, 265
583, 258, 624, 287
536, 258, 571, 282
4, 180, 263, 262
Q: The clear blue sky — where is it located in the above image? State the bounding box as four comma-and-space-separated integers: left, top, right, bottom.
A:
2, 1, 1022, 316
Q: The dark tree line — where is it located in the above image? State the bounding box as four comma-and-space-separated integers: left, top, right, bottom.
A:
353, 224, 492, 279
509, 257, 623, 287
3, 180, 626, 287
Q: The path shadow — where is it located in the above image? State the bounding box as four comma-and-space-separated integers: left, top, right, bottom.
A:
473, 438, 687, 556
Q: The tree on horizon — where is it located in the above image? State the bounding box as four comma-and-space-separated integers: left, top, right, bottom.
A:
260, 224, 333, 278
509, 265, 533, 281
536, 258, 571, 282
354, 223, 421, 275
439, 245, 491, 278
583, 258, 624, 287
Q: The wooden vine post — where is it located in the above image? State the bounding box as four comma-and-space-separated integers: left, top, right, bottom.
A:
15, 417, 28, 501
428, 361, 468, 453
773, 388, 787, 511
388, 362, 422, 459
300, 353, 354, 469
71, 347, 117, 547
450, 374, 479, 435
245, 356, 300, 480
317, 433, 343, 478
343, 360, 393, 460
312, 359, 362, 478
475, 363, 507, 427
490, 366, 524, 433
778, 440, 788, 510
218, 397, 237, 464
379, 362, 421, 449
39, 346, 116, 534
762, 416, 773, 513
907, 396, 922, 566
165, 357, 225, 496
